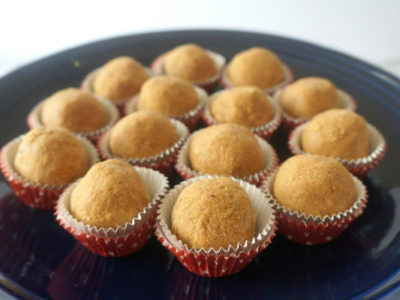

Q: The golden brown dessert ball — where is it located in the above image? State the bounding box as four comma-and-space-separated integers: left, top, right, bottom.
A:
41, 88, 109, 133
163, 44, 217, 82
280, 77, 340, 118
172, 177, 256, 250
227, 47, 285, 89
109, 111, 179, 159
70, 159, 150, 228
189, 124, 265, 177
137, 75, 199, 117
273, 155, 356, 217
93, 56, 149, 101
301, 109, 370, 160
14, 127, 89, 185
210, 86, 274, 128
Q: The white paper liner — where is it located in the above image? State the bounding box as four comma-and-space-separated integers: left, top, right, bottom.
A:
1, 134, 100, 191
98, 118, 189, 166
221, 63, 294, 95
288, 122, 386, 169
81, 67, 154, 106
202, 89, 282, 136
124, 86, 207, 123
262, 168, 368, 225
56, 166, 169, 238
27, 96, 119, 140
156, 175, 276, 256
151, 49, 226, 87
274, 88, 357, 127
175, 132, 279, 183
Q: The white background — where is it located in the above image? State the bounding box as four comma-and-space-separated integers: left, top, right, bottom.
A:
1, 0, 400, 78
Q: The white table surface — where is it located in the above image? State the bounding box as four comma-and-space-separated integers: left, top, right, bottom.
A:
1, 0, 400, 78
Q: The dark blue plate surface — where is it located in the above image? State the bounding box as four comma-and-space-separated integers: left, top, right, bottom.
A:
0, 30, 399, 300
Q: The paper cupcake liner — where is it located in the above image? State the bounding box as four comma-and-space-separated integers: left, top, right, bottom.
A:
0, 135, 99, 210
175, 132, 279, 186
81, 67, 154, 114
150, 49, 226, 93
155, 175, 277, 277
262, 169, 368, 245
26, 97, 120, 144
124, 86, 208, 132
201, 90, 282, 140
220, 63, 294, 96
97, 119, 189, 176
274, 88, 357, 131
288, 122, 386, 178
55, 166, 169, 257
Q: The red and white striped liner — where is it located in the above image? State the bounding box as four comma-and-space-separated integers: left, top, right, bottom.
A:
274, 88, 358, 131
288, 122, 386, 179
26, 96, 119, 144
151, 49, 226, 93
97, 119, 189, 176
220, 63, 295, 96
155, 175, 277, 277
124, 86, 208, 132
175, 132, 279, 186
55, 166, 169, 257
201, 89, 282, 140
262, 169, 368, 245
0, 134, 99, 210
81, 67, 153, 114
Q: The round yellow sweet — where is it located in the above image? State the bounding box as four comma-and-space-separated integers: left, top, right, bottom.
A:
164, 44, 217, 82
172, 177, 255, 250
189, 124, 265, 177
93, 56, 149, 101
14, 127, 89, 185
280, 77, 340, 118
70, 159, 150, 228
137, 76, 199, 117
109, 111, 179, 159
273, 155, 356, 217
210, 86, 274, 128
41, 88, 109, 133
227, 47, 285, 89
301, 109, 370, 159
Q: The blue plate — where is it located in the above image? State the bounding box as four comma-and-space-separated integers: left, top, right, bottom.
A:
0, 30, 399, 300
